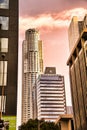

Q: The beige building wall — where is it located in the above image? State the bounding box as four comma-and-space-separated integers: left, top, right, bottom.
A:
67, 29, 87, 130
55, 114, 73, 130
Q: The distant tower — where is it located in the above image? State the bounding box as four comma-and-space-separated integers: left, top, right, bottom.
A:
22, 29, 43, 123
67, 14, 87, 130
36, 67, 66, 122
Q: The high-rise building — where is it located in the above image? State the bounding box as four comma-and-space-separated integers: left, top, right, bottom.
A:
67, 15, 87, 130
22, 28, 43, 123
0, 0, 18, 116
36, 67, 66, 122
68, 16, 83, 52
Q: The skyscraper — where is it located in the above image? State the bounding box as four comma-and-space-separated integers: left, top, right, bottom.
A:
68, 16, 83, 52
67, 15, 87, 130
0, 0, 18, 116
22, 28, 43, 123
36, 67, 66, 122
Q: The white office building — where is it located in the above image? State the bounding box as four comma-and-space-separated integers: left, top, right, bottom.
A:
36, 67, 66, 122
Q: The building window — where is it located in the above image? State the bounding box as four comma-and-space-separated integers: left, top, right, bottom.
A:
0, 61, 7, 86
0, 0, 9, 9
0, 38, 8, 52
0, 16, 9, 30
0, 95, 6, 113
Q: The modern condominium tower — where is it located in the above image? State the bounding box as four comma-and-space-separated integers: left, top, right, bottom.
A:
36, 67, 66, 122
67, 14, 87, 130
0, 0, 18, 116
22, 29, 43, 123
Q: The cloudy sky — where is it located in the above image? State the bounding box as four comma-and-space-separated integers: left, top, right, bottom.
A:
18, 0, 87, 123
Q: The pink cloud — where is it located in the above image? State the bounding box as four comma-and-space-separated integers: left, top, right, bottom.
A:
19, 0, 87, 16
19, 8, 87, 32
19, 8, 87, 46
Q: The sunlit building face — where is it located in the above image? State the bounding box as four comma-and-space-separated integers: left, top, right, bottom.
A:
22, 29, 43, 123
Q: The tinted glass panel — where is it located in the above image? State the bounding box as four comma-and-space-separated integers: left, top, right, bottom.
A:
0, 0, 9, 9
0, 61, 7, 86
0, 38, 8, 52
0, 96, 6, 113
0, 16, 9, 30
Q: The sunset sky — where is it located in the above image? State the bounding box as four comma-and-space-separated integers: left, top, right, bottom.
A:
17, 0, 87, 126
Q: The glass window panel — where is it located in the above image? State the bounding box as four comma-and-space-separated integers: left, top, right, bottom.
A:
0, 16, 9, 30
0, 0, 9, 9
0, 38, 8, 52
0, 73, 3, 85
4, 73, 7, 86
0, 96, 6, 113
4, 61, 7, 73
0, 61, 7, 86
0, 61, 3, 73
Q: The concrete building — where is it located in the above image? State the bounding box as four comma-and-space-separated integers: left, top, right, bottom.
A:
36, 67, 66, 122
22, 29, 43, 123
68, 16, 83, 52
67, 15, 87, 130
55, 114, 74, 130
0, 0, 18, 116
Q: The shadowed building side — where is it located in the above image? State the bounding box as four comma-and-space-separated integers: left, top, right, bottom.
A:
0, 0, 18, 116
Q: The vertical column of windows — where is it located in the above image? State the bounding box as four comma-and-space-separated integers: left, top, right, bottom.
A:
0, 61, 7, 113
0, 3, 9, 114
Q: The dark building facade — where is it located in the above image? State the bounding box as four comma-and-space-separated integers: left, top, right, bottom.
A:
67, 28, 87, 130
0, 0, 18, 115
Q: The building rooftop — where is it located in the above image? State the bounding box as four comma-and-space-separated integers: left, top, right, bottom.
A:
44, 67, 56, 74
